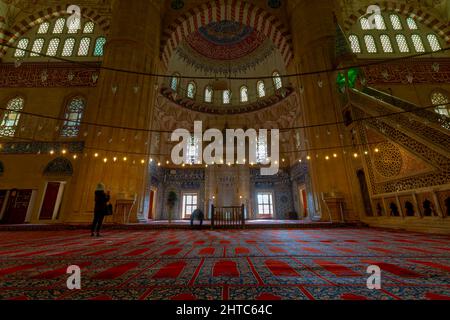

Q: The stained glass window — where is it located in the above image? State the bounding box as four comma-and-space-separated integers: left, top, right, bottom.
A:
396, 34, 409, 53
411, 34, 425, 52
349, 35, 361, 53
170, 74, 179, 91
62, 38, 75, 56
53, 18, 66, 34
0, 97, 24, 137
78, 37, 91, 56
11, 18, 105, 59
406, 17, 418, 30
37, 22, 50, 34
390, 14, 402, 30
30, 38, 45, 56
351, 12, 442, 56
205, 86, 213, 103
14, 38, 29, 57
273, 72, 282, 90
380, 35, 393, 53
374, 14, 386, 30
427, 34, 441, 52
61, 97, 85, 137
364, 35, 377, 53
223, 90, 231, 104
46, 38, 60, 56
360, 17, 370, 30
187, 82, 196, 99
83, 22, 95, 34
257, 81, 266, 98
240, 86, 249, 103
93, 37, 106, 56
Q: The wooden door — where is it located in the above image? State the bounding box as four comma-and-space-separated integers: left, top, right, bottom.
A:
1, 190, 32, 224
39, 182, 61, 220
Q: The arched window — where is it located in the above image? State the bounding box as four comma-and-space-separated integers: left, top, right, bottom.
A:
30, 38, 45, 56
360, 18, 371, 30
78, 37, 91, 56
380, 35, 393, 53
348, 35, 361, 53
273, 72, 283, 90
14, 38, 29, 57
46, 38, 60, 56
62, 38, 76, 56
0, 97, 24, 137
427, 34, 441, 52
406, 17, 418, 30
205, 86, 213, 103
240, 86, 249, 103
61, 97, 86, 138
10, 18, 106, 60
390, 14, 402, 30
83, 22, 95, 34
396, 34, 409, 53
187, 82, 196, 99
431, 91, 449, 117
37, 22, 50, 34
411, 34, 425, 52
349, 12, 443, 56
364, 35, 377, 53
257, 81, 266, 98
93, 37, 106, 57
170, 74, 179, 91
53, 18, 66, 34
374, 14, 386, 30
223, 90, 231, 104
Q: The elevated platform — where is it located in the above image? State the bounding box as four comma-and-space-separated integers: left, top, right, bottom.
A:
0, 220, 364, 231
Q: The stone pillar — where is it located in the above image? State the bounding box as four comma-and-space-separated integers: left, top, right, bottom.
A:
288, 0, 357, 221
66, 0, 161, 222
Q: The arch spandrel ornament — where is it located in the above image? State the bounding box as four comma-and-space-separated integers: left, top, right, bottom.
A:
43, 157, 74, 177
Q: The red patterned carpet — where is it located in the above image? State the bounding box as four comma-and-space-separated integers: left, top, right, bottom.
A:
0, 228, 449, 300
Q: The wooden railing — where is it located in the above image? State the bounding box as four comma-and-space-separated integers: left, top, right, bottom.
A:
211, 205, 245, 229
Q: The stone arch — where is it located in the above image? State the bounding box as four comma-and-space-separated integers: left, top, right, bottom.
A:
342, 2, 450, 43
0, 5, 110, 57
43, 157, 73, 176
161, 0, 293, 67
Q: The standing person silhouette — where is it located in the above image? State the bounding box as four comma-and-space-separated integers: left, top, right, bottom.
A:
91, 183, 110, 237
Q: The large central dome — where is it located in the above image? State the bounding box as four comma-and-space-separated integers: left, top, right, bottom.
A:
175, 20, 275, 75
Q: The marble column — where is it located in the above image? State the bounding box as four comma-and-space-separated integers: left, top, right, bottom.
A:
66, 0, 162, 222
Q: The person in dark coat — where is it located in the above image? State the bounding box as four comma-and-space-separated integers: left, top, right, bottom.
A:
91, 183, 110, 237
190, 208, 204, 227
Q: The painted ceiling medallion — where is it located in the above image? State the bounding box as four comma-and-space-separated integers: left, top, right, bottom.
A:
187, 21, 266, 61
176, 20, 275, 75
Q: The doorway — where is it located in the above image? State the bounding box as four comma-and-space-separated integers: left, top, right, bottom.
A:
298, 186, 308, 218
1, 189, 33, 224
39, 182, 65, 220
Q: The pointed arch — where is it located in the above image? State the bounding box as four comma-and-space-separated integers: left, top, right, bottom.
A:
43, 157, 73, 176
160, 0, 293, 67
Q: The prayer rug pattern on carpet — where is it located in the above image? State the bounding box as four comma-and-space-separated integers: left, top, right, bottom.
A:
0, 228, 449, 300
